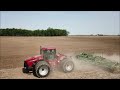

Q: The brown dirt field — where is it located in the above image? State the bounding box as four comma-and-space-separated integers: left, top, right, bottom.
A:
0, 36, 120, 79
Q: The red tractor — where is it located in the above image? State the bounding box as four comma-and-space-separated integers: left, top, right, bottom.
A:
23, 46, 74, 78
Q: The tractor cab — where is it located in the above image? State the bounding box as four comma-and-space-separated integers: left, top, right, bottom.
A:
40, 46, 56, 60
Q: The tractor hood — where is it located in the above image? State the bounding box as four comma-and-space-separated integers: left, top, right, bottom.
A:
25, 55, 43, 62
24, 55, 43, 67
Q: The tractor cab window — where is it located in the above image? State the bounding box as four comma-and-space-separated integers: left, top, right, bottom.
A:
44, 49, 56, 60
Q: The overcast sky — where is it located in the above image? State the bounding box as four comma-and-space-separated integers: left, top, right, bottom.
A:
0, 11, 119, 35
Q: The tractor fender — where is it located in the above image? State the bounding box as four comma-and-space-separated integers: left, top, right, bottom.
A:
59, 55, 66, 61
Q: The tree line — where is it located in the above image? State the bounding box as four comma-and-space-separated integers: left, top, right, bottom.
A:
0, 27, 69, 36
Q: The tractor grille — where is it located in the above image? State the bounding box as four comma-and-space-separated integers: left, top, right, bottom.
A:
24, 61, 33, 71
24, 61, 28, 68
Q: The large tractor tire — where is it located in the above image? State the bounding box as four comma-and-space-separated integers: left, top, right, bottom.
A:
34, 61, 50, 78
60, 58, 74, 73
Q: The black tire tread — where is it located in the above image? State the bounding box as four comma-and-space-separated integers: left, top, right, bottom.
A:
35, 61, 50, 78
60, 58, 74, 72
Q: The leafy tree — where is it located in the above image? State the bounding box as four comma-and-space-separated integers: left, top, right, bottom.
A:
0, 28, 69, 36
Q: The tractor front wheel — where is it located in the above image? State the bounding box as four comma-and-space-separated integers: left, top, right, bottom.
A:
34, 61, 50, 78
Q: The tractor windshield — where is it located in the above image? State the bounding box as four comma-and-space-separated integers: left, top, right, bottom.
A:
47, 50, 55, 60
42, 49, 56, 60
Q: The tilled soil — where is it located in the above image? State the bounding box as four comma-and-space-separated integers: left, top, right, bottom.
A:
0, 36, 120, 79
0, 67, 120, 79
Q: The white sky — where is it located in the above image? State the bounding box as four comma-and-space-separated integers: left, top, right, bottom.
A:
1, 11, 120, 35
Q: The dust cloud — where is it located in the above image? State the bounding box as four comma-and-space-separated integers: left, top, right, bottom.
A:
65, 53, 103, 72
94, 53, 120, 63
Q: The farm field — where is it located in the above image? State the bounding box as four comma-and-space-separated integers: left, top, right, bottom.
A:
0, 36, 120, 79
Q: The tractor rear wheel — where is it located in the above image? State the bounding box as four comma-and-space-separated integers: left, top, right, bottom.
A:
60, 58, 74, 73
34, 61, 50, 78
